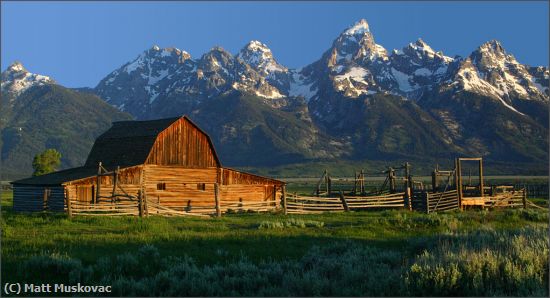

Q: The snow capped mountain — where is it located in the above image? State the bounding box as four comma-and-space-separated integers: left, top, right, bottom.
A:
88, 18, 547, 120
385, 39, 455, 98
94, 44, 288, 118
95, 45, 195, 115
437, 40, 548, 114
1, 62, 54, 99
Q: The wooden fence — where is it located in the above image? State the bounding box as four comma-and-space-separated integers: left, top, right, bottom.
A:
412, 190, 460, 213
66, 188, 541, 217
284, 192, 406, 214
484, 189, 526, 208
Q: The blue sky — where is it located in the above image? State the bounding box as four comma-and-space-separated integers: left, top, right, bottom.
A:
1, 1, 548, 88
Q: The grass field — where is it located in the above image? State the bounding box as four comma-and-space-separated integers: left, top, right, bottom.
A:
1, 189, 548, 296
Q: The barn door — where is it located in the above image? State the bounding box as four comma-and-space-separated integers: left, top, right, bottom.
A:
77, 185, 94, 203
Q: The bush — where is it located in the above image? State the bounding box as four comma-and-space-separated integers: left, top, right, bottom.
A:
405, 227, 549, 296
258, 219, 324, 229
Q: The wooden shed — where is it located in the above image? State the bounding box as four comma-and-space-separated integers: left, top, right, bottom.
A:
11, 116, 284, 215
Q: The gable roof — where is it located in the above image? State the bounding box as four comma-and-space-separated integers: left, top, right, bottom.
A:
85, 115, 220, 167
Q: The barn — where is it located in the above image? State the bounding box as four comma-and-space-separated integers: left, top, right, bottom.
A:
11, 116, 285, 215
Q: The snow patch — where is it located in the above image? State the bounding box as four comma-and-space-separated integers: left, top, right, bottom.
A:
413, 68, 432, 77
289, 73, 317, 101
334, 67, 368, 85
391, 67, 415, 92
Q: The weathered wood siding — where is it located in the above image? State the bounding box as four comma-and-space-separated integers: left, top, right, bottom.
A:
219, 184, 278, 201
220, 168, 282, 185
142, 165, 281, 209
143, 165, 217, 208
48, 187, 66, 212
13, 185, 65, 212
145, 118, 219, 168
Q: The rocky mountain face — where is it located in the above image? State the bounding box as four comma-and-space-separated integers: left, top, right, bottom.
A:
3, 19, 548, 176
0, 63, 132, 178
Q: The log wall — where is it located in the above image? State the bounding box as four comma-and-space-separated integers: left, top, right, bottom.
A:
142, 165, 281, 210
13, 185, 65, 212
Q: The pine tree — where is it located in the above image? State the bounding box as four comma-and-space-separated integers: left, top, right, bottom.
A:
32, 149, 61, 176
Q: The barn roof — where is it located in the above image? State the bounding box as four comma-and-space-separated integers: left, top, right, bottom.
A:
84, 115, 220, 167
11, 166, 97, 186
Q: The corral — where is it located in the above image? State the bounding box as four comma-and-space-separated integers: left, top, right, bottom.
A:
285, 159, 542, 215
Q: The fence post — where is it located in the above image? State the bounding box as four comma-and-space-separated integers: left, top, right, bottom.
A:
138, 190, 143, 217
214, 183, 221, 217
67, 196, 73, 218
143, 190, 148, 216
405, 189, 412, 211
522, 188, 527, 209
424, 192, 430, 214
339, 191, 349, 212
282, 185, 287, 215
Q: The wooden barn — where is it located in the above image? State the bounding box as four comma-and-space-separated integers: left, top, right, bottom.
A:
11, 116, 284, 215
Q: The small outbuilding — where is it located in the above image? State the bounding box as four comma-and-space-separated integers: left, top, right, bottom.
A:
12, 116, 284, 214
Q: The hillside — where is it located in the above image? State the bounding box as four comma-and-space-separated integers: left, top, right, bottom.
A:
1, 66, 132, 179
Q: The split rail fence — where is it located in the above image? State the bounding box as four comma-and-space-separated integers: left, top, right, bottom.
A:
67, 191, 278, 218
66, 187, 540, 217
284, 192, 406, 214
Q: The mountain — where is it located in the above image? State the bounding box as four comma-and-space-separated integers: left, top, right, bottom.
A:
4, 19, 548, 177
1, 63, 132, 179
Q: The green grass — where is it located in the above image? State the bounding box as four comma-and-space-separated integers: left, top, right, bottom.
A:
1, 190, 548, 296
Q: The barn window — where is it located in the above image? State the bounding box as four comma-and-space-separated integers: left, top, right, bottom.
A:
197, 183, 205, 191
157, 183, 166, 190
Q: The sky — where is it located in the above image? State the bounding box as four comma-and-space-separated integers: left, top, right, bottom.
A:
1, 1, 548, 88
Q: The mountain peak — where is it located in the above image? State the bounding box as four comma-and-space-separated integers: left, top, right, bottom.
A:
343, 19, 370, 36
1, 61, 53, 96
7, 61, 26, 73
244, 40, 271, 53
478, 39, 505, 55
408, 38, 435, 53
238, 40, 286, 74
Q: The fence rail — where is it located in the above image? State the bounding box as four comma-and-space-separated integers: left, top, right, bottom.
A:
285, 192, 406, 214
67, 194, 279, 217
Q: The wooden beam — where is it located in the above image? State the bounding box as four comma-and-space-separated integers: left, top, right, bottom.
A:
214, 183, 221, 217
282, 185, 287, 215
389, 168, 396, 193
456, 158, 463, 210
479, 158, 484, 198
522, 188, 527, 209
458, 157, 482, 161
66, 190, 73, 218
339, 191, 349, 212
95, 162, 102, 204
138, 190, 143, 217
111, 166, 119, 202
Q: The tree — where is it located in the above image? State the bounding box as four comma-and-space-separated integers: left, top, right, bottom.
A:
32, 149, 62, 176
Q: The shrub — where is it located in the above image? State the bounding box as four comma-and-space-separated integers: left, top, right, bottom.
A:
14, 228, 548, 296
258, 219, 324, 229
